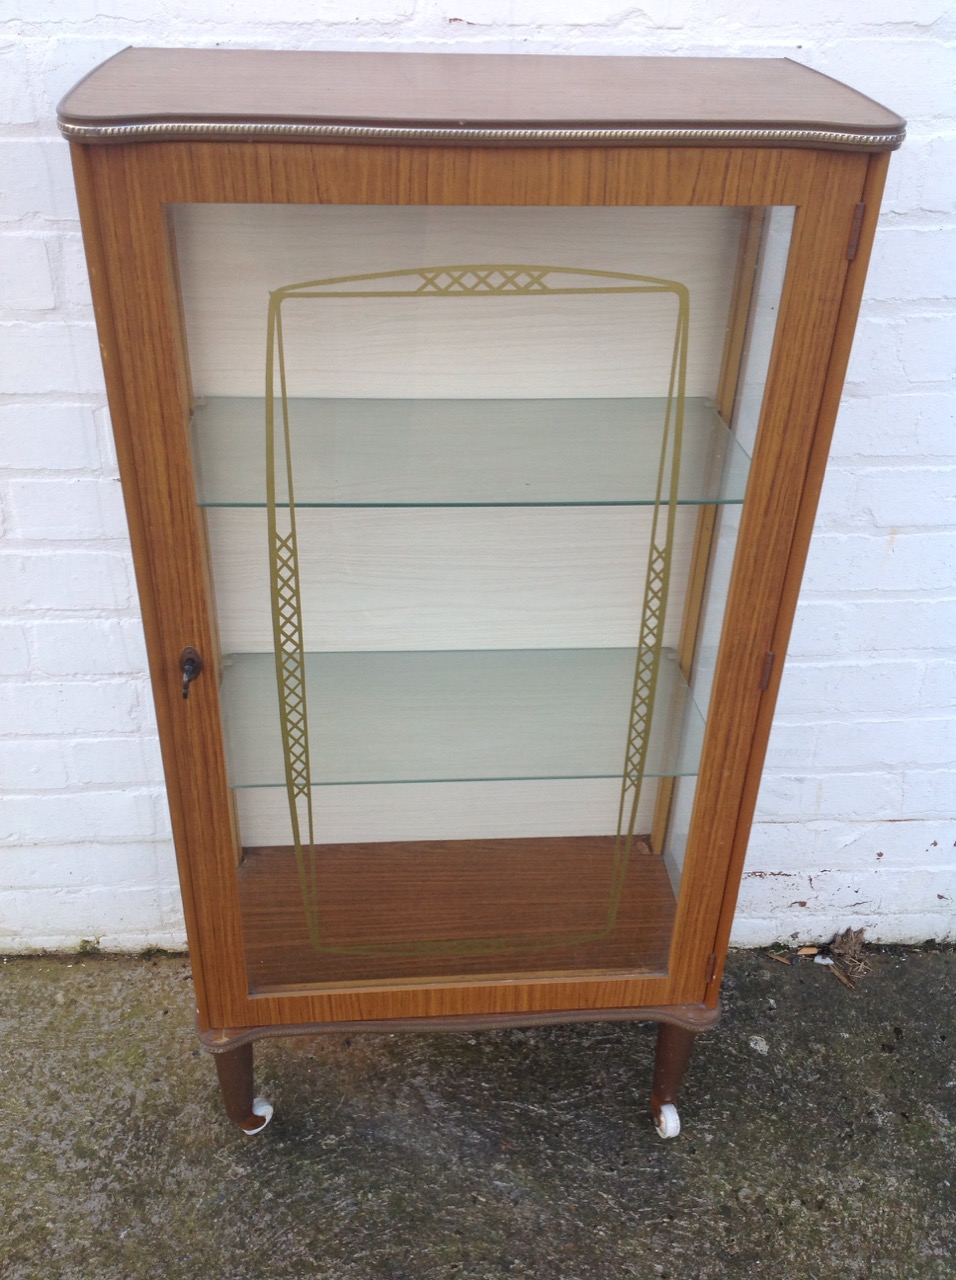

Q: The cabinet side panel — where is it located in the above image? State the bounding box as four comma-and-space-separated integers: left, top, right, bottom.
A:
668, 149, 872, 1001
704, 152, 893, 993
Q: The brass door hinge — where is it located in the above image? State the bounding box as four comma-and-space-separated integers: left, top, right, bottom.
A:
759, 650, 775, 692
847, 202, 866, 261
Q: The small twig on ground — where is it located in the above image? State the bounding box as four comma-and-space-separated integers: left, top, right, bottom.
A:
830, 927, 871, 988
764, 928, 871, 990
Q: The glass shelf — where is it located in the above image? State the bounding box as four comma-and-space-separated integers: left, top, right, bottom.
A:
192, 396, 750, 508
220, 647, 703, 789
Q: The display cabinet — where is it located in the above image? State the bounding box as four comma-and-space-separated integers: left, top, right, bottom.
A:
58, 50, 903, 1137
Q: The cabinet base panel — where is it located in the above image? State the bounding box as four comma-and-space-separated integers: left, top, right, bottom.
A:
200, 1001, 721, 1052
235, 835, 676, 991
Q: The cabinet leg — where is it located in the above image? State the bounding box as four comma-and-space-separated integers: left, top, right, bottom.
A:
213, 1042, 274, 1135
650, 1022, 697, 1139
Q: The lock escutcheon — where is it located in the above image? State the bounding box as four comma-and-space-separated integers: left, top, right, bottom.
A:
180, 647, 203, 699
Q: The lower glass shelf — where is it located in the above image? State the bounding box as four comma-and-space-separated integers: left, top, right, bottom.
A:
220, 646, 704, 788
237, 835, 676, 991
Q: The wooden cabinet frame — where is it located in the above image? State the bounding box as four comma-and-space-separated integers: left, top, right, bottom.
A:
59, 50, 902, 1136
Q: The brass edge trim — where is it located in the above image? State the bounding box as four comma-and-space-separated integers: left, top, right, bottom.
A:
198, 1003, 723, 1051
57, 119, 905, 150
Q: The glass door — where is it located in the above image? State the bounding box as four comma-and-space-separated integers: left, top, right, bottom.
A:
172, 203, 793, 992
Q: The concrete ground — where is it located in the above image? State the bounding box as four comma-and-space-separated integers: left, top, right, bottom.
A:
0, 948, 953, 1280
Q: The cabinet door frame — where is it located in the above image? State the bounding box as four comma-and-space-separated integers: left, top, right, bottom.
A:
70, 138, 885, 1032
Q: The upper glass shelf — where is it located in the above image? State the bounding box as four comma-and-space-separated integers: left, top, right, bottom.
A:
191, 396, 750, 508
220, 646, 704, 789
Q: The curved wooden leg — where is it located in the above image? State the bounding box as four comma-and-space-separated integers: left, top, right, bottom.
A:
651, 1022, 697, 1138
213, 1042, 273, 1134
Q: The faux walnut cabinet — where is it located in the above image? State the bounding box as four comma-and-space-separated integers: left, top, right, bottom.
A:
58, 49, 903, 1137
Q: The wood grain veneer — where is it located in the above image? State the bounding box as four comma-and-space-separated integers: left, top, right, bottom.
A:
237, 836, 674, 992
69, 133, 877, 1031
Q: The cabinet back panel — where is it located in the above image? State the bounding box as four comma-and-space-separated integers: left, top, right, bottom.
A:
173, 205, 742, 399
235, 778, 658, 847
206, 506, 696, 652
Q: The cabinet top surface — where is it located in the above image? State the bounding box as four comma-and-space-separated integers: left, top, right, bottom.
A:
58, 48, 904, 150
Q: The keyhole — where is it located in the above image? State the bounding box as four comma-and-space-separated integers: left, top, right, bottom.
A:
180, 647, 203, 699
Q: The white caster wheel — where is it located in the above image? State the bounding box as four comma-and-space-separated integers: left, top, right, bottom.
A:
654, 1103, 681, 1139
241, 1096, 274, 1135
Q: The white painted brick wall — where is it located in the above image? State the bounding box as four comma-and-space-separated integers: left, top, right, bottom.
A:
1, 3, 953, 951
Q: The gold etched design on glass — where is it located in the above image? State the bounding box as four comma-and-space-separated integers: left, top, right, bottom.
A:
617, 297, 688, 865
265, 300, 319, 930
416, 266, 550, 293
265, 265, 688, 958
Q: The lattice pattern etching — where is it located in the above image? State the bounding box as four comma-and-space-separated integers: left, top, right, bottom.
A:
416, 267, 550, 293
264, 264, 689, 956
273, 533, 310, 800
616, 297, 688, 856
